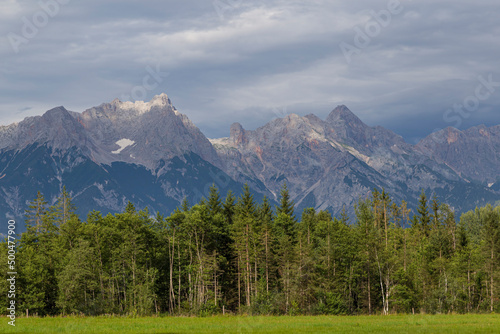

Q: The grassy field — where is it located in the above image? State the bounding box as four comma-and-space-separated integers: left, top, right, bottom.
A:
1, 314, 499, 333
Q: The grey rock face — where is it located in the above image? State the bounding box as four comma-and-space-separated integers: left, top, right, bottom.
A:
77, 93, 221, 171
0, 95, 498, 221
211, 106, 499, 215
1, 94, 220, 172
0, 94, 230, 222
212, 110, 398, 213
0, 106, 89, 152
416, 125, 500, 184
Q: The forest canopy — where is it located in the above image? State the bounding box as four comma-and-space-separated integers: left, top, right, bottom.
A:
1, 185, 499, 316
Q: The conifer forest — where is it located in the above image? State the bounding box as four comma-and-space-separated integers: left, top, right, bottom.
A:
2, 184, 499, 317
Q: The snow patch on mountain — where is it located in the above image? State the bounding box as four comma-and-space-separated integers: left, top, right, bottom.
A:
112, 138, 135, 154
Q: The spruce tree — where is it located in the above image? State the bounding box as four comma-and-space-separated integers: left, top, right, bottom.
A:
223, 190, 236, 226
125, 201, 136, 214
207, 184, 222, 215
232, 184, 258, 308
25, 191, 48, 234
181, 197, 190, 212
274, 183, 298, 313
276, 183, 296, 221
258, 196, 274, 294
417, 189, 431, 237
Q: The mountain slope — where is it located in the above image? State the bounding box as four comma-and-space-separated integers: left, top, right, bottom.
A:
0, 95, 253, 224
416, 125, 500, 185
0, 96, 499, 223
77, 94, 221, 170
211, 106, 500, 215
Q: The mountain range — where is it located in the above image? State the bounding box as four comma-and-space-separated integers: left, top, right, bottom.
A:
1, 94, 499, 225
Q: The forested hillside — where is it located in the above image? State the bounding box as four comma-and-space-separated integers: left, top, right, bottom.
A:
1, 185, 499, 316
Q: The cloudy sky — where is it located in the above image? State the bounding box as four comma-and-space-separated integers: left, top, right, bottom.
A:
1, 0, 499, 143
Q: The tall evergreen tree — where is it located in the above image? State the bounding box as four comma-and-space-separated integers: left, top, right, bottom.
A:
274, 183, 298, 313
25, 191, 47, 234
258, 196, 274, 295
232, 184, 258, 309
481, 205, 500, 312
417, 189, 431, 237
208, 184, 223, 215
276, 183, 296, 221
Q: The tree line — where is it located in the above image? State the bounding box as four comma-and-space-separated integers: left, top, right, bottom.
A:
1, 184, 499, 316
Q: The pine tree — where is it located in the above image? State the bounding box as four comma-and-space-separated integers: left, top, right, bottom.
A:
274, 183, 298, 314
276, 183, 296, 221
417, 189, 431, 237
340, 205, 350, 225
25, 191, 47, 234
223, 190, 236, 225
431, 194, 440, 229
380, 189, 391, 247
232, 184, 258, 308
481, 205, 500, 312
258, 196, 274, 294
297, 208, 318, 310
207, 185, 233, 311
125, 201, 136, 214
181, 197, 190, 212
355, 198, 375, 315
207, 184, 222, 214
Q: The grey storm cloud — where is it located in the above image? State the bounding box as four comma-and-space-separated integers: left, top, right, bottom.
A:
1, 0, 499, 143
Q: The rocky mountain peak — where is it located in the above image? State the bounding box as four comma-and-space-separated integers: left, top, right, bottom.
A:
150, 93, 171, 106
42, 106, 71, 119
323, 105, 370, 145
417, 127, 461, 148
21, 106, 88, 151
97, 94, 175, 119
263, 113, 312, 133
1, 95, 499, 224
325, 105, 370, 142
74, 94, 221, 170
229, 122, 246, 145
285, 113, 301, 120
326, 105, 365, 128
281, 113, 307, 128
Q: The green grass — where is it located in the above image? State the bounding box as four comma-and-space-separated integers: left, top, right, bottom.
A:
1, 314, 499, 333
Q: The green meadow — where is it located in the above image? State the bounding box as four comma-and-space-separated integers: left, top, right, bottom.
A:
2, 314, 499, 333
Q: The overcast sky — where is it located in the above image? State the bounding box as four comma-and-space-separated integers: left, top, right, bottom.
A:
1, 0, 499, 143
